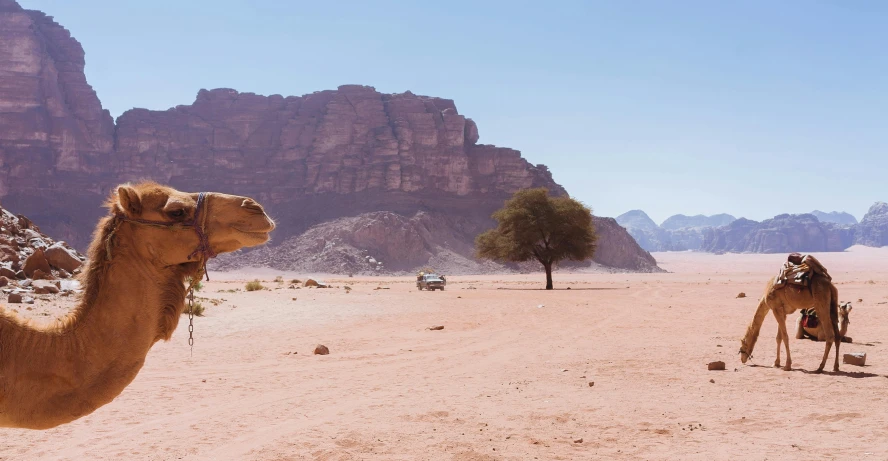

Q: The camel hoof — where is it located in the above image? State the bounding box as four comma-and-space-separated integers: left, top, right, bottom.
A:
813, 368, 823, 374
833, 366, 840, 372
782, 365, 792, 371
773, 361, 781, 368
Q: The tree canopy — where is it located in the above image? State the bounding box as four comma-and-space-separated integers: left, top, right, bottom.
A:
475, 188, 597, 289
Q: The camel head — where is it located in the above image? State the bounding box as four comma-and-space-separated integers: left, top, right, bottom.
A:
109, 182, 275, 265
739, 338, 751, 364
839, 301, 852, 326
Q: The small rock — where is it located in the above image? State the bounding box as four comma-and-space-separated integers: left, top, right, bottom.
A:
843, 352, 866, 366
708, 361, 726, 371
709, 379, 715, 383
573, 438, 583, 444
23, 296, 34, 304
588, 382, 594, 387
34, 286, 49, 295
313, 344, 330, 355
858, 298, 863, 303
20, 279, 32, 287
0, 267, 16, 279
428, 325, 444, 330
0, 276, 7, 287
8, 293, 22, 303
537, 304, 544, 308
292, 298, 297, 301
736, 292, 746, 298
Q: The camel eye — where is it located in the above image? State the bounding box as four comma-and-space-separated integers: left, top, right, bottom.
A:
168, 209, 186, 219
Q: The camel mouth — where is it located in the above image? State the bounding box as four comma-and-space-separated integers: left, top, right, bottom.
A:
232, 227, 273, 243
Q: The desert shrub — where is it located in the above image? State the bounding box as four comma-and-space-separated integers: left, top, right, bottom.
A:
245, 280, 264, 291
182, 301, 205, 316
274, 276, 284, 283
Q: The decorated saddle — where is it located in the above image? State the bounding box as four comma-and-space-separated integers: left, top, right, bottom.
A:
773, 253, 831, 290
799, 308, 819, 329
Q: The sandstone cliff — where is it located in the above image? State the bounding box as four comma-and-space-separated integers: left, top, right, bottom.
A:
0, 0, 659, 273
616, 210, 737, 252
855, 202, 888, 248
811, 210, 858, 226
701, 214, 854, 254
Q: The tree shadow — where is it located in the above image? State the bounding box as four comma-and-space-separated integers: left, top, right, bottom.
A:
494, 287, 624, 291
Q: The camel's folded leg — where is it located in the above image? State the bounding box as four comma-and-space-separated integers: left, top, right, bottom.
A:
794, 316, 805, 340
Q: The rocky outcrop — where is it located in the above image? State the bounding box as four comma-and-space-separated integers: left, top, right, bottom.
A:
1, 203, 85, 279
589, 217, 661, 272
855, 202, 888, 247
701, 214, 854, 254
811, 210, 858, 226
660, 214, 736, 230
615, 210, 670, 252
616, 210, 737, 252
211, 212, 662, 275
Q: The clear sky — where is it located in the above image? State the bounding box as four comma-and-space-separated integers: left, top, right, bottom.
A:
20, 0, 887, 224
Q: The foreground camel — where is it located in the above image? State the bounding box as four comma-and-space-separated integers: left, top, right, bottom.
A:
796, 301, 853, 343
0, 182, 275, 429
739, 274, 841, 373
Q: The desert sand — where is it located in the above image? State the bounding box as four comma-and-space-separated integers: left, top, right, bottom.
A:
2, 246, 888, 460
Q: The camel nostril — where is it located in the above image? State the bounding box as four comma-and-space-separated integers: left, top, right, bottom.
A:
242, 199, 264, 213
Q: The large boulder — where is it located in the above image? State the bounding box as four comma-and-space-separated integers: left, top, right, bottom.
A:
23, 248, 52, 278
44, 242, 83, 272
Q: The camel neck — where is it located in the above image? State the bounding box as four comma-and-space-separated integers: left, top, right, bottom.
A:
0, 239, 182, 429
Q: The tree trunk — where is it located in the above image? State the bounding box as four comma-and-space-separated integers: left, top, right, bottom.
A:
544, 262, 553, 290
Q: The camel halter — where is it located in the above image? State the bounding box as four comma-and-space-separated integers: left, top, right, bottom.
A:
106, 192, 216, 352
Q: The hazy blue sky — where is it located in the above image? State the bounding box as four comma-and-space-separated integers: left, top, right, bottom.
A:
21, 0, 887, 224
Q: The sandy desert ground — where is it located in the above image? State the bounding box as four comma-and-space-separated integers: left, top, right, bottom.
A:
2, 246, 888, 460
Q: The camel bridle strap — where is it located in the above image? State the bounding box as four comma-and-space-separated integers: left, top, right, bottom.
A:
106, 192, 217, 353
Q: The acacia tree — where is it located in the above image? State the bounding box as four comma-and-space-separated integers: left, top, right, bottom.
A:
475, 188, 597, 290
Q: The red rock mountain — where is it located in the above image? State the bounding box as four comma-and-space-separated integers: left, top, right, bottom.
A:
0, 0, 660, 273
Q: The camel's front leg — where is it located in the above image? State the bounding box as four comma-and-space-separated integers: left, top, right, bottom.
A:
777, 315, 792, 371
774, 328, 783, 368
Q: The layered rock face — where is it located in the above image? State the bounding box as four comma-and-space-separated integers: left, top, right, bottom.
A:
855, 202, 888, 247
0, 0, 658, 273
701, 214, 854, 254
0, 1, 115, 244
660, 214, 736, 231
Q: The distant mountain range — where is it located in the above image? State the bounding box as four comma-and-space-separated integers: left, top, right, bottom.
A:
616, 204, 886, 254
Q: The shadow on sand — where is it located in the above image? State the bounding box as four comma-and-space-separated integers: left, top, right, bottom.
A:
746, 363, 881, 379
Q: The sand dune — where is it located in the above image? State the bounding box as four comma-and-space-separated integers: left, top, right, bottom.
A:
2, 248, 888, 459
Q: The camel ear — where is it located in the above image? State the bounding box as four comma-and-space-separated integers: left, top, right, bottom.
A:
117, 186, 142, 216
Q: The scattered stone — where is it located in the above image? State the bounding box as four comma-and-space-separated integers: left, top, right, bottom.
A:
0, 276, 7, 287
573, 438, 583, 444
0, 267, 16, 279
22, 296, 34, 304
32, 281, 60, 294
34, 286, 50, 295
709, 379, 715, 383
843, 352, 866, 366
428, 325, 444, 330
736, 292, 746, 298
708, 361, 726, 371
313, 344, 330, 355
858, 298, 863, 303
32, 269, 56, 280
588, 382, 594, 387
8, 293, 22, 303
20, 279, 32, 287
